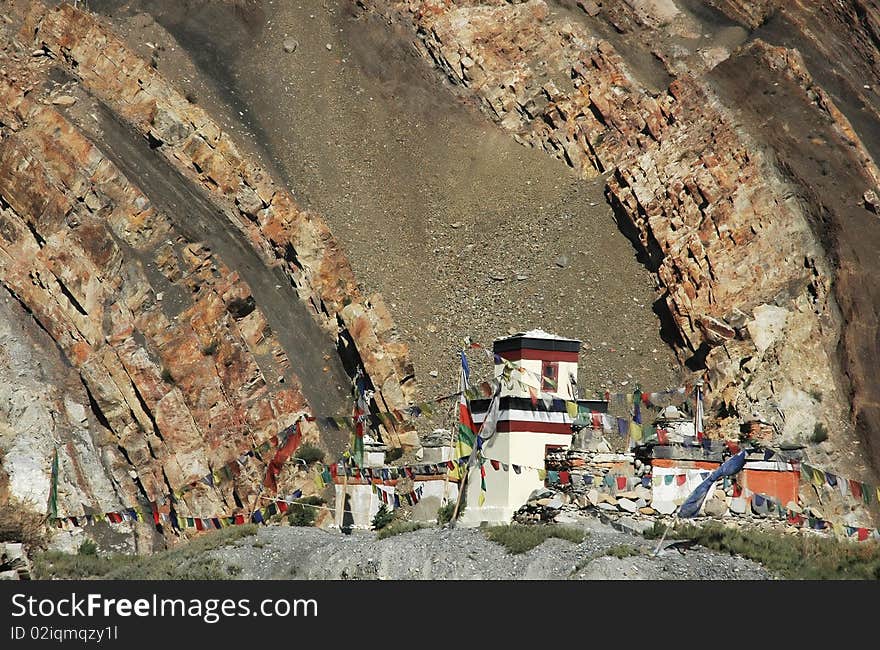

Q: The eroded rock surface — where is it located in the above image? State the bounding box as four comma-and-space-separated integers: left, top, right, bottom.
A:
0, 2, 419, 551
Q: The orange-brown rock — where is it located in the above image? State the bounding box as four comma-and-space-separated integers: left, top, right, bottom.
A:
22, 2, 418, 446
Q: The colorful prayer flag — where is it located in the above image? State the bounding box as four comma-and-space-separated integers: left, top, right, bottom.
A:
264, 420, 304, 493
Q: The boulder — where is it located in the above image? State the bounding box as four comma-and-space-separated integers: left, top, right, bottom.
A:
618, 498, 638, 513
653, 500, 676, 515
704, 499, 729, 517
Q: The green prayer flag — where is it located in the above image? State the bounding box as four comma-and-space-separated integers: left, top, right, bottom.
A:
48, 448, 59, 520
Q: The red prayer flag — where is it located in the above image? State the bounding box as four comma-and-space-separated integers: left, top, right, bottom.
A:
264, 422, 303, 493
195, 518, 205, 531
850, 480, 862, 500
616, 476, 627, 490
676, 474, 687, 486
857, 527, 869, 541
234, 514, 245, 525
490, 459, 500, 471
559, 471, 570, 484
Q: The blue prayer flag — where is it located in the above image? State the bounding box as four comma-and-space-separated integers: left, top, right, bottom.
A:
679, 451, 746, 518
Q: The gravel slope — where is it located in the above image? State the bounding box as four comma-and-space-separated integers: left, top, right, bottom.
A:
207, 516, 772, 580
76, 0, 683, 430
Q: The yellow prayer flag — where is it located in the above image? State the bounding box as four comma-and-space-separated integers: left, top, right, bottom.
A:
537, 469, 547, 480
565, 401, 578, 419
630, 422, 643, 442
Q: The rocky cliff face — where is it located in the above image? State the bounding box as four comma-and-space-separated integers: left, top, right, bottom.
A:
362, 0, 880, 491
0, 1, 418, 552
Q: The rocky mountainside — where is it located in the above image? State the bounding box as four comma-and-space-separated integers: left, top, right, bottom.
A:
0, 1, 417, 553
0, 0, 879, 555
361, 0, 880, 494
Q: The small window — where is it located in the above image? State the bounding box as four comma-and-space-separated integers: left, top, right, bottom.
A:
541, 361, 558, 391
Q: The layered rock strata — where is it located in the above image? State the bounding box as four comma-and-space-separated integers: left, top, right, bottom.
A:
0, 1, 419, 550
22, 3, 418, 445
0, 78, 327, 550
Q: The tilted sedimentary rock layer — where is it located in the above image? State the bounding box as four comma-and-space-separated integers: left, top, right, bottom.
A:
22, 2, 418, 448
0, 78, 341, 549
366, 1, 878, 478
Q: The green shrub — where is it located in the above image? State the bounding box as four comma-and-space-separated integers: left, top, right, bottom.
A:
811, 422, 829, 443
287, 496, 324, 527
436, 501, 457, 525
605, 544, 641, 559
294, 444, 325, 464
485, 524, 585, 554
371, 504, 395, 531
385, 448, 404, 463
77, 539, 98, 556
376, 520, 423, 540
201, 340, 218, 356
160, 367, 174, 383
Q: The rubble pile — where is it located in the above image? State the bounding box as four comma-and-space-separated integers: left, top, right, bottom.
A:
519, 437, 877, 541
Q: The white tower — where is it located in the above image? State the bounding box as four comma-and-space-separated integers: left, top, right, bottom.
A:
459, 330, 581, 525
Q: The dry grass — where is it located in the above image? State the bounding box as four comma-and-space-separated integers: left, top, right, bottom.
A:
33, 525, 258, 580
644, 521, 880, 579
0, 501, 49, 549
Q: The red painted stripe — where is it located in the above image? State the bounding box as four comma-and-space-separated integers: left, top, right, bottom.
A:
498, 349, 579, 362
497, 421, 573, 434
